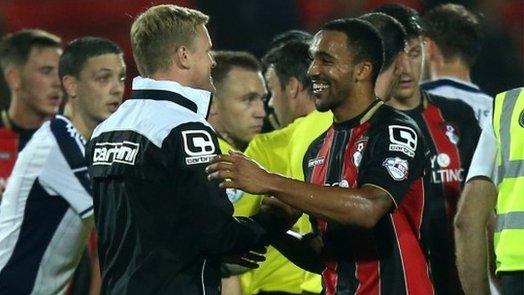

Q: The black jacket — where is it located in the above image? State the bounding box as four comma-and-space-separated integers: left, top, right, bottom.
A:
86, 77, 270, 295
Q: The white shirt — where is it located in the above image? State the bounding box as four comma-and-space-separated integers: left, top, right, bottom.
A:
466, 119, 498, 182
422, 76, 493, 129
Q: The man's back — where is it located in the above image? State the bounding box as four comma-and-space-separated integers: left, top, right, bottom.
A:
422, 77, 492, 128
87, 78, 268, 294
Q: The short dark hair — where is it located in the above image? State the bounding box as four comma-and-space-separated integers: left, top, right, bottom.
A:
59, 37, 123, 80
262, 40, 312, 94
321, 18, 384, 84
269, 30, 312, 49
211, 51, 262, 87
423, 4, 483, 66
0, 29, 61, 70
374, 4, 423, 39
359, 12, 407, 71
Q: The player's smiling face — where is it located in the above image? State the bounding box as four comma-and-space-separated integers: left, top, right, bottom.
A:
307, 30, 355, 112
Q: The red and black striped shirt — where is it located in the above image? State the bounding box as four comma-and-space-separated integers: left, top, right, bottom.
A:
403, 92, 481, 295
304, 100, 434, 295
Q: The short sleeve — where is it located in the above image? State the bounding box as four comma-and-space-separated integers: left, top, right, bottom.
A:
39, 146, 93, 219
358, 124, 426, 207
466, 121, 498, 182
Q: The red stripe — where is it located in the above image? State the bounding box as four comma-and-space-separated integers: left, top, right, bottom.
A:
342, 122, 371, 189
311, 127, 334, 233
343, 122, 381, 295
310, 127, 338, 294
422, 103, 462, 231
391, 213, 435, 295
354, 259, 380, 295
322, 261, 339, 295
397, 178, 425, 239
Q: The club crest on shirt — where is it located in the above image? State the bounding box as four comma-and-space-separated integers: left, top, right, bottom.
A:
353, 137, 368, 167
443, 123, 460, 144
382, 157, 409, 181
519, 110, 524, 128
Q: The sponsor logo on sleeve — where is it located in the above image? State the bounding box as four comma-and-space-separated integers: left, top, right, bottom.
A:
182, 130, 216, 165
93, 141, 140, 166
388, 125, 417, 157
382, 157, 409, 181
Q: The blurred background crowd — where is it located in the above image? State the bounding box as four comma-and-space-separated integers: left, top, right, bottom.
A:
0, 0, 522, 110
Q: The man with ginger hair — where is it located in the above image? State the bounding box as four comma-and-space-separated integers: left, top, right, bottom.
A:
86, 5, 282, 295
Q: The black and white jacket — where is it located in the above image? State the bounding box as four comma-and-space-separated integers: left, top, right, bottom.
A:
86, 77, 269, 295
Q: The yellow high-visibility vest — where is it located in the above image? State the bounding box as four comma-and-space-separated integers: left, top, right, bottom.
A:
492, 87, 524, 272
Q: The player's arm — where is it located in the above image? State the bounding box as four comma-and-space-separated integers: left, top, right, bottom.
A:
454, 177, 497, 295
454, 123, 499, 294
271, 231, 325, 274
207, 123, 423, 229
168, 123, 289, 256
207, 154, 394, 229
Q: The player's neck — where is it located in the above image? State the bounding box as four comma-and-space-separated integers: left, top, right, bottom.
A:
150, 70, 194, 89
8, 94, 50, 130
430, 60, 471, 82
333, 86, 376, 123
219, 131, 245, 151
293, 94, 316, 121
65, 103, 96, 140
387, 89, 422, 111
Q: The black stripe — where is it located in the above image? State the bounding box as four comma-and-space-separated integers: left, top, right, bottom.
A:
326, 128, 350, 184
130, 89, 198, 113
50, 117, 92, 195
378, 218, 407, 295
422, 79, 482, 94
79, 205, 93, 217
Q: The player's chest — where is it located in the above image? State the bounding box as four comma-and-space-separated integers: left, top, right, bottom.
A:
307, 126, 370, 188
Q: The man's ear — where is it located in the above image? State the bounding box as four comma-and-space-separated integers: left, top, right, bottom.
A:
4, 67, 21, 91
285, 77, 301, 100
174, 46, 191, 69
62, 75, 77, 99
355, 61, 373, 82
425, 38, 440, 62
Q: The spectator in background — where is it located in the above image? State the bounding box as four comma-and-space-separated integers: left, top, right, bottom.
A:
208, 51, 267, 153
375, 4, 481, 294
0, 36, 125, 294
0, 29, 62, 150
0, 29, 62, 197
421, 4, 492, 128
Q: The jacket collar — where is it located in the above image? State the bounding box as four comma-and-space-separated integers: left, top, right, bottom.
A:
131, 76, 212, 119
